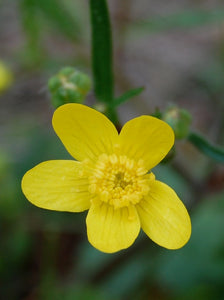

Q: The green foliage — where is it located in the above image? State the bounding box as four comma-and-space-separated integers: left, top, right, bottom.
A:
36, 0, 80, 41
188, 132, 224, 162
20, 0, 80, 66
111, 87, 144, 108
21, 0, 80, 40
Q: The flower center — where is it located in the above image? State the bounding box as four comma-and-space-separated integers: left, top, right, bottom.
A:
88, 154, 153, 208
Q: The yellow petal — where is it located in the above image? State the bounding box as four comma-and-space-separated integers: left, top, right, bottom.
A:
52, 104, 118, 162
22, 160, 91, 212
137, 180, 191, 249
119, 116, 174, 170
86, 203, 140, 253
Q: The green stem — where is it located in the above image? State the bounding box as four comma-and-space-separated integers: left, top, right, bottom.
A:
89, 0, 118, 123
188, 131, 224, 162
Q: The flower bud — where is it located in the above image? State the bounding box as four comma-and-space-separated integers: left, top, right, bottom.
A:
0, 61, 13, 93
48, 67, 91, 108
162, 106, 192, 139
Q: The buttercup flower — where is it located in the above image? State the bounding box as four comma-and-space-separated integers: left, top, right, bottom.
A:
22, 104, 191, 253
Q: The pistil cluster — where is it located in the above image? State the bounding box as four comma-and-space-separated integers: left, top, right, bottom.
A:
89, 153, 154, 208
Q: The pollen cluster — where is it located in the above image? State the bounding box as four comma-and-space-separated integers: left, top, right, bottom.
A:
88, 153, 154, 208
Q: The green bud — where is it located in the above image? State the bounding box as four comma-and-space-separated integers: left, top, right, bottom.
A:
48, 77, 61, 93
59, 66, 75, 77
162, 106, 192, 139
48, 67, 91, 108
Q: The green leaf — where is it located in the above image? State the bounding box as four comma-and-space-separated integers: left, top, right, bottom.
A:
131, 9, 224, 33
36, 0, 80, 40
89, 0, 114, 103
188, 132, 224, 162
111, 87, 144, 108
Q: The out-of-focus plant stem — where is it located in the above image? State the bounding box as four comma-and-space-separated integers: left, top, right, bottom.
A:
89, 0, 118, 124
188, 131, 224, 162
20, 0, 44, 66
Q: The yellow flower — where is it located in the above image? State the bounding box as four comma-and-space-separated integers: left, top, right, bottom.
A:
0, 61, 12, 93
22, 104, 191, 253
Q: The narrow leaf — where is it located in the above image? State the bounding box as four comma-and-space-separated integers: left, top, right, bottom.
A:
188, 132, 224, 162
111, 87, 144, 108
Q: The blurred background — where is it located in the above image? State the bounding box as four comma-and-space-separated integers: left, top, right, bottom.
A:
1, 0, 224, 299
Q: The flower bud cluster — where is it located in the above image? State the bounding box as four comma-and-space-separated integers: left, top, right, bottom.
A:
48, 67, 91, 108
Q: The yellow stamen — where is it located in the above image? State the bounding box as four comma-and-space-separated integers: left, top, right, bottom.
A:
89, 153, 154, 209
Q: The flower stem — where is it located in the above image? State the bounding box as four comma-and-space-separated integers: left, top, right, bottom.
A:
89, 0, 119, 124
